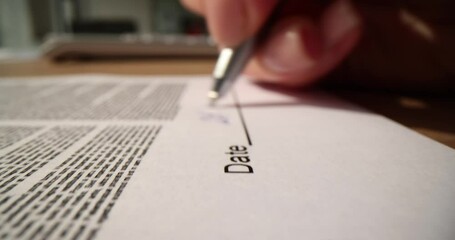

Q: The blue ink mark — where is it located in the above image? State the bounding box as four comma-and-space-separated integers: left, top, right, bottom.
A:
199, 111, 230, 125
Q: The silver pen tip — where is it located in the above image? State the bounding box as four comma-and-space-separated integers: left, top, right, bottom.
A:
207, 90, 219, 100
207, 91, 219, 106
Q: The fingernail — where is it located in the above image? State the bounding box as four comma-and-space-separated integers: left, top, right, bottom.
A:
260, 18, 322, 74
324, 0, 361, 47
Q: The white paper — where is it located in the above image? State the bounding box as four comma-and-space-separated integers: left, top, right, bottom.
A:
0, 75, 454, 240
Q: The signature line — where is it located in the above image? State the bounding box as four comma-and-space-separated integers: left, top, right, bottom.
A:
232, 90, 253, 146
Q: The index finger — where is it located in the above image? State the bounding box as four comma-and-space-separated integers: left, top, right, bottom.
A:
181, 0, 280, 47
181, 0, 205, 15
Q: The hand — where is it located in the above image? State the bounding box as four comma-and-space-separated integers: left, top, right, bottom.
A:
182, 0, 455, 92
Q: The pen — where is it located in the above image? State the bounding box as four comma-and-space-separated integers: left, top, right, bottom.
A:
208, 1, 286, 102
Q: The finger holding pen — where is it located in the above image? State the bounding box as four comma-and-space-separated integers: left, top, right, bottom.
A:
181, 0, 280, 47
181, 0, 363, 87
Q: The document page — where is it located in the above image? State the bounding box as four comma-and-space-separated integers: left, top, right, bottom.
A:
0, 75, 454, 240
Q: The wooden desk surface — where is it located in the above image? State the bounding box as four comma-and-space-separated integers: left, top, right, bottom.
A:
1, 59, 454, 148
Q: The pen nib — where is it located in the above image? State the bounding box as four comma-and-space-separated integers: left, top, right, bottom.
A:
208, 91, 219, 100
207, 91, 219, 106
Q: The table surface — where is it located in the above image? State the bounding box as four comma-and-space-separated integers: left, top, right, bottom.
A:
0, 58, 454, 148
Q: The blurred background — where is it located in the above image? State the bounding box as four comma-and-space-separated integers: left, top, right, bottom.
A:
0, 0, 214, 60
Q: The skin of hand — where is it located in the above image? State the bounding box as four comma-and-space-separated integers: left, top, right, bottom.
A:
182, 0, 455, 93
